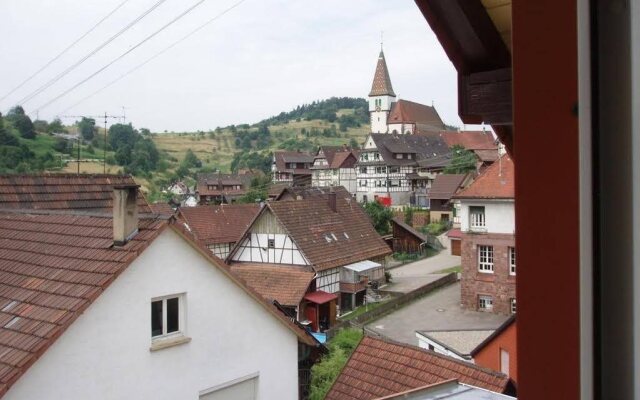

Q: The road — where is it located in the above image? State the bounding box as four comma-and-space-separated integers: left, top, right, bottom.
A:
383, 251, 461, 293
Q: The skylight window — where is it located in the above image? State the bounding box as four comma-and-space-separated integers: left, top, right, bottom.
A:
331, 233, 338, 241
324, 235, 332, 243
343, 232, 350, 239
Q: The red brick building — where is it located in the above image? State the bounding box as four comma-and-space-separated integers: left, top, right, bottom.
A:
454, 156, 515, 315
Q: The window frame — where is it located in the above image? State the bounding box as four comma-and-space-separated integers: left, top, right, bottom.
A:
510, 298, 517, 314
509, 247, 516, 275
478, 245, 494, 273
478, 295, 493, 311
151, 293, 186, 340
469, 206, 486, 231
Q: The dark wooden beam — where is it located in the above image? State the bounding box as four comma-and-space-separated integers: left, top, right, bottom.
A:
460, 68, 512, 125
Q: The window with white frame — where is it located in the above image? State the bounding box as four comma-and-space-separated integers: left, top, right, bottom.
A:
359, 166, 367, 174
151, 294, 184, 338
396, 153, 404, 159
510, 298, 517, 314
509, 247, 516, 275
469, 206, 486, 230
478, 295, 493, 311
478, 245, 494, 273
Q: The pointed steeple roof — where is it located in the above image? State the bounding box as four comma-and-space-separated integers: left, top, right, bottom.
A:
369, 50, 396, 97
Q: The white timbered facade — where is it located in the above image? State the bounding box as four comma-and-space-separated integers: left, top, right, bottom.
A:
311, 147, 359, 195
231, 211, 310, 266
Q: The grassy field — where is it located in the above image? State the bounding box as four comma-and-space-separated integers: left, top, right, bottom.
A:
152, 110, 371, 172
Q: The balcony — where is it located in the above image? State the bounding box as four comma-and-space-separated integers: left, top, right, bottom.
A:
340, 281, 367, 294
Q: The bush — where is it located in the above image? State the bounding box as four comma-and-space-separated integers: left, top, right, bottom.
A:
423, 221, 448, 236
384, 270, 392, 283
309, 329, 363, 400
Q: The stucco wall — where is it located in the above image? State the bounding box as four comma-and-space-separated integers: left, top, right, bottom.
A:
459, 200, 515, 234
4, 229, 299, 400
474, 322, 518, 383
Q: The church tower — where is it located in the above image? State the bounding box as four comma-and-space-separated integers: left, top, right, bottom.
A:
368, 49, 396, 133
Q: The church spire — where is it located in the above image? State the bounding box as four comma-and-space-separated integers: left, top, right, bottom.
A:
369, 49, 396, 97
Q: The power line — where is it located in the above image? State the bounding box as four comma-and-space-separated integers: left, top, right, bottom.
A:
0, 0, 131, 104
59, 0, 248, 115
15, 0, 168, 108
33, 0, 213, 114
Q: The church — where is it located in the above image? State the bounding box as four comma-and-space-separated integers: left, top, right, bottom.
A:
368, 49, 446, 134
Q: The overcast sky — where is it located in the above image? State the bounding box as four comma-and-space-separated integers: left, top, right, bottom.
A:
0, 0, 472, 132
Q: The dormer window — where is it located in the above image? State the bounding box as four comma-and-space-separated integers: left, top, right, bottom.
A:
407, 154, 413, 159
396, 153, 404, 159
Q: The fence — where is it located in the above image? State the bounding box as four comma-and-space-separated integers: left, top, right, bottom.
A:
327, 272, 457, 339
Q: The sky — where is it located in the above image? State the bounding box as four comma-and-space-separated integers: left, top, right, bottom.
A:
0, 0, 474, 133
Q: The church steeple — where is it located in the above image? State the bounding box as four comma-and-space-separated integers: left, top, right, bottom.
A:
369, 50, 396, 97
368, 48, 396, 133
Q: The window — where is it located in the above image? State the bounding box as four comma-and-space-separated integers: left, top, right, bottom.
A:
407, 153, 413, 159
396, 153, 404, 159
478, 295, 493, 311
478, 245, 494, 273
359, 166, 367, 174
469, 206, 486, 230
375, 166, 386, 174
268, 239, 275, 248
389, 166, 399, 173
359, 180, 367, 187
509, 247, 516, 275
374, 152, 380, 160
510, 298, 517, 314
428, 344, 435, 351
500, 349, 510, 375
151, 295, 183, 338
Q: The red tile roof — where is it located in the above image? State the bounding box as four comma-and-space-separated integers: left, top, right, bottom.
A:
273, 151, 314, 174
0, 210, 168, 396
149, 202, 175, 217
230, 263, 314, 307
388, 100, 445, 131
428, 174, 467, 200
325, 336, 510, 400
369, 50, 396, 97
454, 155, 514, 199
0, 174, 151, 213
196, 173, 254, 197
440, 131, 497, 150
446, 228, 462, 239
178, 204, 260, 245
303, 290, 338, 304
264, 196, 392, 271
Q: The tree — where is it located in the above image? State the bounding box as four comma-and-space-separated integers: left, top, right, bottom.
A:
349, 137, 360, 149
47, 118, 64, 133
78, 117, 96, 141
362, 201, 394, 235
6, 106, 35, 139
443, 145, 477, 174
182, 149, 201, 169
238, 188, 267, 204
0, 113, 19, 147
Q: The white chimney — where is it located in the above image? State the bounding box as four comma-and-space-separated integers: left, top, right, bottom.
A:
113, 184, 140, 246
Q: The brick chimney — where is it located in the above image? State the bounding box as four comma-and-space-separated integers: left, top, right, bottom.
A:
113, 184, 140, 246
328, 190, 337, 212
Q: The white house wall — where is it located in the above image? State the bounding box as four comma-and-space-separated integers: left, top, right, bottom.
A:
231, 211, 310, 265
415, 333, 469, 362
4, 229, 299, 400
459, 200, 515, 234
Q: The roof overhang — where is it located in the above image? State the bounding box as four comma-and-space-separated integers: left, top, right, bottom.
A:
304, 290, 338, 305
415, 0, 513, 154
343, 260, 383, 273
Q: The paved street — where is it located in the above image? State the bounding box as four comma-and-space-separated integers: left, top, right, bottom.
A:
383, 251, 461, 293
366, 282, 509, 346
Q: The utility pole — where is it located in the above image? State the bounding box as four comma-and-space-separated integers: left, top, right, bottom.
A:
59, 113, 123, 175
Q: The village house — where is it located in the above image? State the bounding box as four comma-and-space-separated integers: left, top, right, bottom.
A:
355, 132, 450, 206
310, 146, 358, 194
325, 335, 514, 399
440, 130, 501, 171
226, 190, 391, 331
0, 176, 319, 400
390, 217, 429, 255
196, 172, 254, 205
453, 155, 515, 315
271, 150, 314, 186
415, 329, 494, 362
275, 185, 351, 202
471, 315, 517, 385
426, 173, 470, 222
178, 203, 260, 259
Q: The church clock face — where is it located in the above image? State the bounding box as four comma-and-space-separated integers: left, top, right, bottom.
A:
375, 105, 381, 111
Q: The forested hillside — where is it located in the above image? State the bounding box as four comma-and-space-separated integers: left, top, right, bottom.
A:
0, 97, 372, 200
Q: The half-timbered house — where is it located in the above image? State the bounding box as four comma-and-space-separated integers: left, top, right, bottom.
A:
355, 133, 450, 206
310, 146, 359, 195
226, 191, 391, 330
272, 151, 314, 185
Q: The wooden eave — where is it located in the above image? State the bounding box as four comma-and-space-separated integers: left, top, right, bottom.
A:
415, 0, 514, 155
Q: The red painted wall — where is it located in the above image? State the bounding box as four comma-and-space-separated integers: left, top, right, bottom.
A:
474, 322, 518, 384
513, 1, 580, 399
